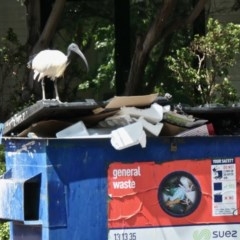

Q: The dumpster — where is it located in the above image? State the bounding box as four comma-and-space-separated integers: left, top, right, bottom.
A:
1, 98, 240, 240
1, 136, 240, 240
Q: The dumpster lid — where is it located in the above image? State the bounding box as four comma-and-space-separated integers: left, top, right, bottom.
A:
3, 100, 101, 136
183, 105, 240, 114
3, 94, 165, 137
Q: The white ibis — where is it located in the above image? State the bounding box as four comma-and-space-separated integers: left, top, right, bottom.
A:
28, 43, 89, 102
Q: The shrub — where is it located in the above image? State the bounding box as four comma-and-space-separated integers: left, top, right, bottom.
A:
166, 18, 240, 105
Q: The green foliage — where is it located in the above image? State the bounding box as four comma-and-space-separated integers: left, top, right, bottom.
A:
130, 0, 161, 34
75, 21, 115, 99
0, 145, 5, 175
53, 1, 115, 100
166, 18, 240, 105
0, 28, 25, 69
86, 24, 115, 97
0, 222, 9, 240
0, 28, 30, 119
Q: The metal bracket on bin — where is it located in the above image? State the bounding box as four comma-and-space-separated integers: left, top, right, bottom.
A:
169, 138, 186, 152
170, 141, 178, 152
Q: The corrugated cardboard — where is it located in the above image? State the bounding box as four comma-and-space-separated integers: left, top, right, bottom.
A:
93, 94, 158, 114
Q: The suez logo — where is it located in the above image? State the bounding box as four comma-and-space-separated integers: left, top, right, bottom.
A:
193, 229, 238, 240
212, 230, 237, 238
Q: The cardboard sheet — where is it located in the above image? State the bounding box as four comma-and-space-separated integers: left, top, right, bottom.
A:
93, 94, 158, 114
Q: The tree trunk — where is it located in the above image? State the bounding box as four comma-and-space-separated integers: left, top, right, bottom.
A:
25, 0, 41, 50
124, 0, 177, 95
124, 36, 148, 96
32, 0, 66, 54
114, 0, 131, 96
124, 0, 209, 96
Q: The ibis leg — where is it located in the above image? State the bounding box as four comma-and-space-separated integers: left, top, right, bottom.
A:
54, 80, 61, 102
41, 79, 46, 100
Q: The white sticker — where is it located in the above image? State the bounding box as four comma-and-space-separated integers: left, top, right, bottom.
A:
211, 158, 237, 216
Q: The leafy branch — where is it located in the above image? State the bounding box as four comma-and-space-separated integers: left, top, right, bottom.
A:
166, 18, 240, 105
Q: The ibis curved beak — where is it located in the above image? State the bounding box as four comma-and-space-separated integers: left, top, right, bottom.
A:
73, 47, 89, 72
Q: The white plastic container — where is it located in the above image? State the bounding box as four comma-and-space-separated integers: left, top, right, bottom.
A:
56, 121, 89, 138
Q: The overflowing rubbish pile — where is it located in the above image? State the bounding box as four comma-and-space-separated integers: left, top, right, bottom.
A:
2, 93, 240, 149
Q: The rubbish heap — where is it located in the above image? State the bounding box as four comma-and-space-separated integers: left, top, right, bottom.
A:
2, 93, 238, 150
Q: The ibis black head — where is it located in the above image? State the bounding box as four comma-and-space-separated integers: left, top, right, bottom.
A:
67, 43, 89, 72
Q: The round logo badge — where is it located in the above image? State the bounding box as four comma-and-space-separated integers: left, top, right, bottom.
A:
158, 171, 201, 217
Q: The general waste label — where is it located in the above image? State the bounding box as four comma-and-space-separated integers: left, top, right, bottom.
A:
108, 159, 240, 240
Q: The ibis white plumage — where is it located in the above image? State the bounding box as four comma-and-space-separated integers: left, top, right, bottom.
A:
28, 43, 89, 102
